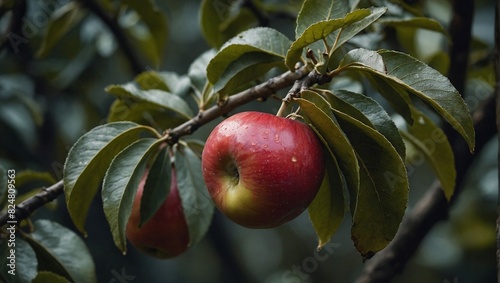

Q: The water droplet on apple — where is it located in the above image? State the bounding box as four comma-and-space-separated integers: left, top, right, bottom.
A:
291, 156, 297, 163
251, 142, 256, 146
418, 116, 425, 124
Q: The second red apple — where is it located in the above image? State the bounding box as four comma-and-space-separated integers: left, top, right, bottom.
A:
126, 168, 190, 259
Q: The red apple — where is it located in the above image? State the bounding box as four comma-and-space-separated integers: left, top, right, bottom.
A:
126, 168, 190, 258
201, 111, 325, 228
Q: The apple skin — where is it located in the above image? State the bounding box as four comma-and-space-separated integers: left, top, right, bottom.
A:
126, 168, 190, 259
202, 111, 325, 228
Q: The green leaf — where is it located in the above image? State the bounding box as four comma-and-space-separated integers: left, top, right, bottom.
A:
339, 48, 475, 151
139, 145, 171, 226
367, 74, 414, 124
136, 71, 191, 98
316, 89, 373, 125
32, 271, 70, 283
174, 143, 214, 246
0, 237, 37, 283
308, 144, 345, 249
378, 50, 474, 151
64, 122, 158, 235
380, 17, 449, 36
36, 2, 86, 58
298, 90, 333, 116
332, 109, 409, 259
329, 7, 386, 52
207, 27, 292, 85
122, 0, 168, 66
184, 139, 205, 159
325, 89, 406, 159
102, 138, 161, 253
286, 9, 371, 70
135, 71, 171, 92
200, 0, 258, 48
295, 0, 350, 38
106, 83, 194, 120
24, 220, 96, 283
107, 99, 188, 129
295, 94, 359, 213
214, 52, 284, 94
401, 108, 456, 200
287, 6, 386, 70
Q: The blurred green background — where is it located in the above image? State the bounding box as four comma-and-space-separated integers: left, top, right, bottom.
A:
0, 0, 496, 282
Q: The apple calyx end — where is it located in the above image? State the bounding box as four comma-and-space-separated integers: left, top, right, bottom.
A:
224, 160, 240, 187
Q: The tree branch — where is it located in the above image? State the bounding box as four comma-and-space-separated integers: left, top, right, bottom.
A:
355, 95, 497, 283
165, 65, 311, 144
0, 66, 312, 227
447, 0, 474, 95
0, 180, 64, 226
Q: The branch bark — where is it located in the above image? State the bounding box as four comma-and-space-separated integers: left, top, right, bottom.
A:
0, 180, 64, 226
0, 66, 312, 227
448, 0, 475, 95
165, 65, 311, 144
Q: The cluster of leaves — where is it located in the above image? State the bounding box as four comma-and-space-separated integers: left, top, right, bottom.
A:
63, 89, 213, 255
197, 0, 475, 258
0, 168, 95, 282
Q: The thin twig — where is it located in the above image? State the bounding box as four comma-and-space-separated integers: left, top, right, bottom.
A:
275, 69, 331, 117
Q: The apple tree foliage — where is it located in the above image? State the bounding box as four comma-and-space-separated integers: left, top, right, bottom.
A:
0, 0, 477, 281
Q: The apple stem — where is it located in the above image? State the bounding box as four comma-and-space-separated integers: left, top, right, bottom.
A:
276, 69, 332, 117
276, 100, 288, 117
276, 79, 302, 117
